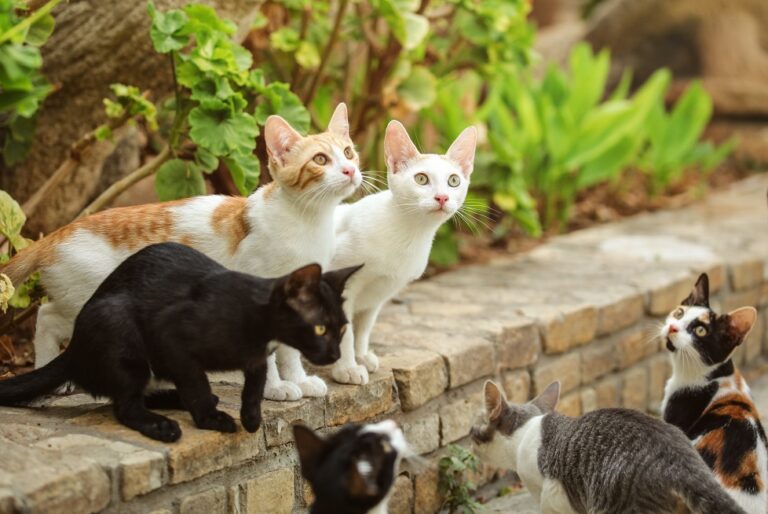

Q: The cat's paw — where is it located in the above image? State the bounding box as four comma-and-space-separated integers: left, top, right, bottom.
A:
332, 362, 369, 385
357, 352, 379, 373
196, 410, 237, 433
264, 380, 303, 401
297, 375, 327, 397
139, 417, 182, 442
54, 381, 76, 395
240, 409, 262, 433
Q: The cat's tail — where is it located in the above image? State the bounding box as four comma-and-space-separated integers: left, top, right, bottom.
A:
0, 351, 71, 405
675, 473, 747, 514
0, 241, 46, 286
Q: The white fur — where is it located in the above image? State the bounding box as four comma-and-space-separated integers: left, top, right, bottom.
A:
329, 125, 476, 384
360, 419, 407, 514
32, 112, 361, 401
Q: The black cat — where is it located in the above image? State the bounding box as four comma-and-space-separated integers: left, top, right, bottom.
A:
0, 242, 361, 442
294, 420, 406, 514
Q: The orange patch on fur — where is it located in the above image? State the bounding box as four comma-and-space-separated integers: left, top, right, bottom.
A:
269, 132, 357, 192
211, 196, 249, 254
708, 392, 758, 420
699, 430, 763, 491
261, 181, 278, 200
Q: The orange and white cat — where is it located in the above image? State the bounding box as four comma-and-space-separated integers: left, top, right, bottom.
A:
2, 103, 362, 401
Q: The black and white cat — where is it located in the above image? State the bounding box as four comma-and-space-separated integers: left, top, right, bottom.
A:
471, 380, 746, 514
0, 242, 361, 442
294, 420, 407, 514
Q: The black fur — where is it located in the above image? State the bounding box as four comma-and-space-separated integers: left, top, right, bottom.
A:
663, 382, 718, 433
0, 243, 361, 442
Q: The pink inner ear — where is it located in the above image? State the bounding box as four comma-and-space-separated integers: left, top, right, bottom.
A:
384, 121, 419, 173
447, 127, 477, 177
265, 117, 302, 163
729, 307, 757, 338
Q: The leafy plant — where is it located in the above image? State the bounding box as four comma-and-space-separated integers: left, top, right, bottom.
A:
0, 0, 61, 166
438, 444, 484, 514
0, 190, 41, 309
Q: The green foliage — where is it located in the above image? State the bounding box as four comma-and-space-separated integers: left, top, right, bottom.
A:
438, 444, 484, 514
0, 190, 41, 309
0, 0, 61, 166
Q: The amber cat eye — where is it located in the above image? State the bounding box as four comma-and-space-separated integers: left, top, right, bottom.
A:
313, 153, 328, 165
343, 147, 354, 159
672, 307, 684, 319
314, 325, 327, 336
694, 326, 708, 337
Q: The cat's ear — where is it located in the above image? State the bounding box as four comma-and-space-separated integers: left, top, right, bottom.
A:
446, 126, 478, 178
265, 115, 303, 165
328, 103, 350, 139
531, 381, 560, 414
293, 424, 328, 476
682, 273, 710, 307
484, 381, 505, 421
384, 120, 420, 174
727, 307, 758, 343
284, 263, 322, 301
323, 264, 364, 295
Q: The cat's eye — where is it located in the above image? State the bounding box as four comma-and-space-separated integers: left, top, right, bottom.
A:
672, 307, 684, 319
695, 326, 708, 337
414, 173, 429, 185
313, 153, 329, 165
344, 146, 354, 159
448, 174, 461, 187
314, 325, 327, 336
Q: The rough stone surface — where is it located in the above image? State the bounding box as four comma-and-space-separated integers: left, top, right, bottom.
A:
179, 486, 227, 514
401, 411, 440, 455
245, 468, 295, 514
378, 347, 448, 411
439, 383, 484, 445
388, 475, 414, 514
533, 352, 581, 394
730, 258, 765, 291
647, 354, 672, 414
502, 369, 532, 403
494, 319, 541, 370
580, 340, 617, 383
325, 372, 395, 426
621, 365, 649, 411
615, 327, 657, 370
261, 398, 325, 448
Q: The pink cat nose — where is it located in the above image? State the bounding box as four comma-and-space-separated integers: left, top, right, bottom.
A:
435, 195, 448, 207
341, 167, 356, 178
669, 326, 678, 334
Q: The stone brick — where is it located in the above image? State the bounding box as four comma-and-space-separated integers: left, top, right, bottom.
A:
402, 411, 440, 455
525, 304, 598, 354
34, 433, 166, 501
494, 319, 541, 370
646, 275, 694, 316
729, 258, 764, 291
245, 468, 295, 514
580, 340, 617, 382
388, 475, 414, 514
439, 384, 483, 445
180, 486, 227, 514
378, 347, 448, 411
721, 287, 762, 313
595, 375, 620, 408
502, 369, 531, 403
580, 387, 598, 413
0, 436, 110, 514
647, 354, 671, 414
148, 510, 172, 514
325, 371, 395, 426
413, 466, 442, 514
558, 391, 582, 417
744, 312, 764, 365
594, 292, 644, 336
261, 397, 324, 447
532, 352, 581, 395
621, 365, 649, 411
615, 327, 658, 370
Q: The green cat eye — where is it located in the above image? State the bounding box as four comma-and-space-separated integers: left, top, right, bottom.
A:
414, 173, 429, 185
448, 174, 461, 187
672, 307, 684, 319
313, 153, 328, 165
344, 146, 354, 159
695, 326, 707, 337
314, 325, 327, 336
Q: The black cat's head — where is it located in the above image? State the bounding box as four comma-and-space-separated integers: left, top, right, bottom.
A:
271, 263, 362, 365
662, 273, 757, 367
294, 421, 406, 514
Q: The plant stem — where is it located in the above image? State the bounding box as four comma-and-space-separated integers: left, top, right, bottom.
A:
167, 51, 185, 155
77, 145, 172, 219
302, 0, 349, 105
0, 300, 39, 337
0, 0, 61, 45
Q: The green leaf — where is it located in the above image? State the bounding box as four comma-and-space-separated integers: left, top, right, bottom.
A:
397, 66, 436, 110
147, 1, 189, 53
0, 273, 14, 313
295, 41, 320, 70
188, 107, 259, 155
182, 4, 236, 37
270, 27, 300, 52
430, 225, 459, 267
0, 190, 28, 250
254, 83, 310, 134
223, 152, 260, 195
154, 159, 206, 201
94, 124, 112, 141
25, 13, 55, 46
195, 146, 219, 173
8, 272, 39, 309
402, 13, 429, 50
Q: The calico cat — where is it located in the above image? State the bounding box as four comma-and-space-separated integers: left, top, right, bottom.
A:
294, 420, 407, 514
0, 104, 361, 401
330, 121, 477, 384
472, 380, 746, 514
661, 273, 767, 514
0, 243, 361, 442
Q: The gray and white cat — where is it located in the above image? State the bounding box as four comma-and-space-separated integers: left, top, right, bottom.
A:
471, 380, 746, 514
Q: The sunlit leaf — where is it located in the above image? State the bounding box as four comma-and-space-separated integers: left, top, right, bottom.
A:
155, 159, 206, 200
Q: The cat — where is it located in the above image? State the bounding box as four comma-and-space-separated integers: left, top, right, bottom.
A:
0, 243, 361, 442
329, 121, 477, 384
472, 380, 746, 514
0, 103, 361, 401
294, 419, 407, 514
661, 273, 767, 514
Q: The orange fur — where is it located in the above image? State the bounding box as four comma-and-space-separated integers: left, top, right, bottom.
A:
211, 197, 249, 254
269, 132, 358, 191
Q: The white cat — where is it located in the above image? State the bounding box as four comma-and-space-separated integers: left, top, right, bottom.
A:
1, 104, 362, 401
329, 121, 477, 384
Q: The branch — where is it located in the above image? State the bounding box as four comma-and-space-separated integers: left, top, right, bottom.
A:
77, 145, 172, 219
0, 0, 62, 45
302, 0, 349, 105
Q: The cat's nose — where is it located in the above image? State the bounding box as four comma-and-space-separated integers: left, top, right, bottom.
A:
668, 325, 678, 334
434, 194, 448, 207
341, 167, 356, 179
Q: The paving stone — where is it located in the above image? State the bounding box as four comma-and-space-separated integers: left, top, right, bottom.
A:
615, 326, 658, 370
721, 286, 763, 313
378, 347, 448, 411
594, 375, 621, 408
532, 352, 581, 395
621, 365, 649, 411
558, 391, 582, 417
404, 334, 495, 388
388, 475, 414, 514
180, 486, 227, 514
439, 383, 484, 445
245, 468, 294, 514
325, 371, 395, 426
33, 433, 166, 500
523, 304, 598, 354
580, 339, 617, 382
413, 465, 442, 514
0, 436, 110, 514
494, 319, 541, 370
401, 410, 440, 455
261, 397, 325, 447
729, 258, 765, 291
647, 354, 672, 414
502, 369, 531, 403
580, 387, 598, 413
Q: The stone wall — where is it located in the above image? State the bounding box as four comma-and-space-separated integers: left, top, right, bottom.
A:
0, 176, 766, 514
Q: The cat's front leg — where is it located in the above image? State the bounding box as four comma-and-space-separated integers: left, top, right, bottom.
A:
264, 352, 303, 401
240, 361, 267, 432
172, 362, 236, 433
276, 345, 327, 397
332, 300, 369, 385
353, 305, 383, 374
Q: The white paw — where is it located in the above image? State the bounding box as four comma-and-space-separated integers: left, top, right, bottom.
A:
264, 380, 303, 401
332, 362, 369, 385
298, 375, 328, 397
357, 352, 379, 373
54, 382, 76, 395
